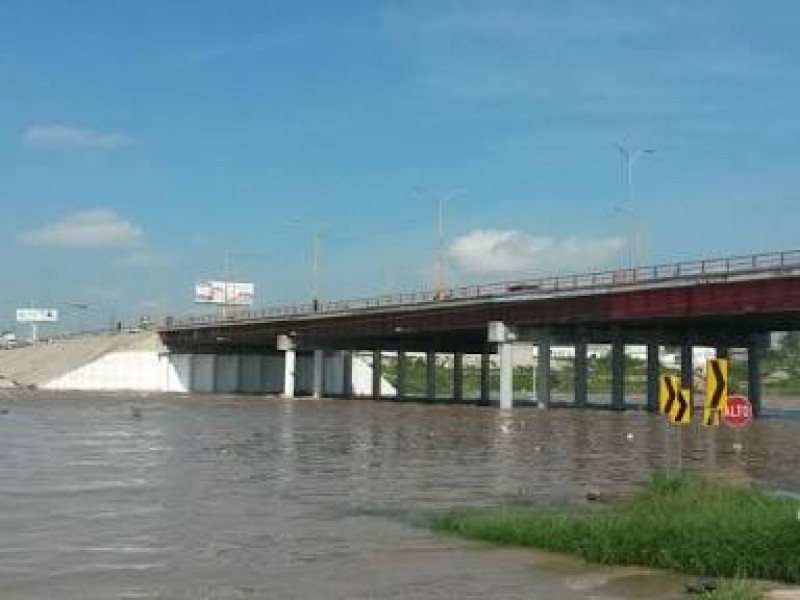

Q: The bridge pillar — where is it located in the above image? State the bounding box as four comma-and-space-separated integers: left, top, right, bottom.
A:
611, 340, 625, 410
480, 349, 491, 406
499, 342, 513, 409
342, 351, 354, 397
312, 349, 324, 399
537, 336, 551, 408
396, 351, 407, 400
574, 341, 588, 408
680, 342, 694, 407
372, 351, 382, 400
453, 352, 464, 402
426, 351, 436, 401
283, 350, 296, 398
646, 344, 660, 412
748, 340, 763, 417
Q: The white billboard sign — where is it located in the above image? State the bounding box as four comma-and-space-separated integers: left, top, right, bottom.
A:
195, 281, 254, 306
16, 308, 59, 323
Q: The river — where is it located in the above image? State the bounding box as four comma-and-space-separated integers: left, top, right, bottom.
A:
0, 391, 797, 599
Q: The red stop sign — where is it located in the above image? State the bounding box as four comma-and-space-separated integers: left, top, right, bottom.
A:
723, 395, 753, 428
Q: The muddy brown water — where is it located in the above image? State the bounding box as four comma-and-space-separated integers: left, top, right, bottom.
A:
0, 391, 797, 599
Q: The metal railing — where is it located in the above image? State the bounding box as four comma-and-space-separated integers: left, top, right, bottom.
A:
162, 249, 800, 329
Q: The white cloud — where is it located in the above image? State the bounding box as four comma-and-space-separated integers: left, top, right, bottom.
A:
20, 209, 143, 248
23, 124, 133, 150
448, 229, 625, 275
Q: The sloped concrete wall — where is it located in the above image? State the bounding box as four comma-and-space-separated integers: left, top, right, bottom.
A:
44, 351, 176, 392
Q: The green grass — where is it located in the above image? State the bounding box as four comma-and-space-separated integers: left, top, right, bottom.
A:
701, 578, 762, 600
431, 475, 800, 584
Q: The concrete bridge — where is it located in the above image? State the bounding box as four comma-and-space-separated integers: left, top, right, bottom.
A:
159, 250, 800, 414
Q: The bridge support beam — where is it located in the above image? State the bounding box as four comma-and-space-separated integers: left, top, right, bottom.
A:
499, 342, 513, 409
646, 344, 660, 412
611, 340, 625, 410
480, 349, 491, 406
537, 336, 551, 408
426, 351, 436, 401
312, 349, 324, 399
748, 340, 763, 417
283, 349, 296, 398
342, 351, 353, 398
396, 351, 407, 400
453, 352, 464, 402
680, 342, 693, 407
372, 351, 382, 400
574, 340, 588, 408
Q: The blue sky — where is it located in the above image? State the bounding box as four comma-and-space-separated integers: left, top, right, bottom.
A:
1, 0, 799, 332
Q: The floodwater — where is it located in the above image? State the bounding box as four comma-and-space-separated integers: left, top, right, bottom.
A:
0, 391, 797, 600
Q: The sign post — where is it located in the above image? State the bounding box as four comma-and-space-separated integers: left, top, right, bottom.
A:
16, 308, 59, 342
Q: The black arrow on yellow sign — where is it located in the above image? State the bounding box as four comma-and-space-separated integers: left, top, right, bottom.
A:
674, 387, 691, 424
704, 358, 728, 426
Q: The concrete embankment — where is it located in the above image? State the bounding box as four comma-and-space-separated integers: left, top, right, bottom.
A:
0, 332, 386, 395
0, 332, 168, 390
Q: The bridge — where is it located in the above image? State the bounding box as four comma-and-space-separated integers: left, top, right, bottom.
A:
159, 249, 800, 414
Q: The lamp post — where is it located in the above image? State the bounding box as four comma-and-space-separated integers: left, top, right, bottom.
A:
614, 141, 655, 272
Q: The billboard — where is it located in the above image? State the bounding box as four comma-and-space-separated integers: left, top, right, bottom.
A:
195, 281, 255, 306
16, 308, 59, 323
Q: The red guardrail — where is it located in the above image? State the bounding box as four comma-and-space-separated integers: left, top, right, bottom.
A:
162, 249, 800, 329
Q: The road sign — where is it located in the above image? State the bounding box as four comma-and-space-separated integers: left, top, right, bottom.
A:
704, 358, 729, 426
16, 308, 58, 322
659, 375, 691, 425
723, 395, 753, 428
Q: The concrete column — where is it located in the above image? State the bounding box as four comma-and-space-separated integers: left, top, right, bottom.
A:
372, 350, 382, 400
342, 351, 353, 397
283, 349, 296, 398
680, 342, 693, 406
480, 349, 491, 406
426, 350, 436, 400
611, 340, 625, 410
748, 343, 762, 417
453, 352, 464, 402
646, 344, 660, 412
499, 342, 513, 409
312, 349, 324, 399
537, 336, 551, 408
574, 341, 588, 408
396, 351, 407, 400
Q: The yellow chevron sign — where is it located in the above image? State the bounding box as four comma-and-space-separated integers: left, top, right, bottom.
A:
659, 375, 692, 425
704, 358, 729, 427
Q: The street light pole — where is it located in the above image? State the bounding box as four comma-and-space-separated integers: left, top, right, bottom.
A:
615, 141, 655, 272
434, 196, 445, 295
312, 231, 320, 310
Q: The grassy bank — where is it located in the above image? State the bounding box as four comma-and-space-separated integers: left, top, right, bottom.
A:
702, 579, 762, 599
431, 475, 800, 584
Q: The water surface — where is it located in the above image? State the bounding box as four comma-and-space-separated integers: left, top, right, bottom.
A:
0, 391, 796, 599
